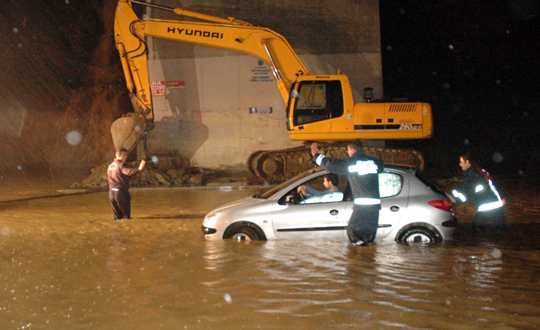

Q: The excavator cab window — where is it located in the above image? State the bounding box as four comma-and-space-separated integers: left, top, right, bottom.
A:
292, 80, 344, 126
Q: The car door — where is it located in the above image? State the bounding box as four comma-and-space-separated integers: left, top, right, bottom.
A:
376, 171, 409, 240
271, 173, 349, 240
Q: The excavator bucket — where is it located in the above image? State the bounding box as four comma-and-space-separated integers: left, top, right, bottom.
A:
110, 112, 147, 153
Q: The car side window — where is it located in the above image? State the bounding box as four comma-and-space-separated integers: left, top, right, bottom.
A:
379, 172, 403, 198
300, 191, 344, 204
279, 174, 347, 205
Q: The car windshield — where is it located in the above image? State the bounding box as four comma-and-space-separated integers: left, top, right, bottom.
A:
257, 168, 322, 199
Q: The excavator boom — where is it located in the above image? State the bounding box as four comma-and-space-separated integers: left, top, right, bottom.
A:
113, 0, 309, 152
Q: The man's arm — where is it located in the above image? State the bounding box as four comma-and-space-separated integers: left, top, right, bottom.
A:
311, 143, 349, 175
452, 171, 481, 204
121, 159, 146, 176
305, 185, 322, 196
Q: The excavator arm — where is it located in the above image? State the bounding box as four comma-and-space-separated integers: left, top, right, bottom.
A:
112, 0, 309, 152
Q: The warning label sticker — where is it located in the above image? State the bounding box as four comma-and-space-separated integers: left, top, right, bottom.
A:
151, 81, 166, 96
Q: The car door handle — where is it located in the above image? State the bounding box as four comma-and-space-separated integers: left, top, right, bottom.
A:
330, 209, 339, 216
390, 206, 400, 212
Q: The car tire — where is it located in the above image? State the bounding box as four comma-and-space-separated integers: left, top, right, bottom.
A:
398, 227, 440, 244
225, 223, 266, 242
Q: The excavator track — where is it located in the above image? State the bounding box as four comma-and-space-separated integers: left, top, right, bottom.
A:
247, 143, 424, 183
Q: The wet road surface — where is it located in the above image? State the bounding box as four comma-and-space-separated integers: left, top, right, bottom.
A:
1, 174, 540, 329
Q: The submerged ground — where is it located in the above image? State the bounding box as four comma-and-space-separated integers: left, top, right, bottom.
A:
0, 168, 539, 329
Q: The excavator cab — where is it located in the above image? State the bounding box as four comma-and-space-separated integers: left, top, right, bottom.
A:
290, 80, 344, 126
287, 75, 433, 141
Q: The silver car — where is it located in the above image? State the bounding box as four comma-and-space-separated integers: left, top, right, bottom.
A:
202, 166, 457, 243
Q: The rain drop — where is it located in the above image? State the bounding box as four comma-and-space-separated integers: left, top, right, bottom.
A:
463, 139, 470, 146
13, 27, 19, 34
492, 152, 503, 164
491, 248, 502, 259
448, 44, 454, 50
151, 155, 159, 164
17, 165, 23, 171
223, 293, 232, 304
1, 226, 11, 236
134, 125, 142, 133
66, 130, 82, 146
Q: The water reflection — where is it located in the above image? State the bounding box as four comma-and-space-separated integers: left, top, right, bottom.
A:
203, 234, 540, 329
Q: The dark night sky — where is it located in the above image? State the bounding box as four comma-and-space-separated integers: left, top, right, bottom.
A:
379, 0, 540, 177
0, 0, 538, 177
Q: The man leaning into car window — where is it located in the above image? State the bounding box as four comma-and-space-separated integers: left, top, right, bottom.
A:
312, 141, 384, 246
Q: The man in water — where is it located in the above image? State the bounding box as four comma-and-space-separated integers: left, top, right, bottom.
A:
312, 142, 383, 246
107, 148, 146, 220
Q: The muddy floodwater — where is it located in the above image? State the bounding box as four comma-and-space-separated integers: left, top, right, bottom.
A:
1, 173, 540, 329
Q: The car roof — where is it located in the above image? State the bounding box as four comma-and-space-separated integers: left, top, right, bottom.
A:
316, 164, 417, 174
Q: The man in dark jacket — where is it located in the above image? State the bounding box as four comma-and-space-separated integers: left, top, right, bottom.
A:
107, 148, 146, 220
450, 153, 507, 232
312, 142, 384, 246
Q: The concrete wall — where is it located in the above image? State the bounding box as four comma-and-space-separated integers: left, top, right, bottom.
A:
144, 0, 383, 171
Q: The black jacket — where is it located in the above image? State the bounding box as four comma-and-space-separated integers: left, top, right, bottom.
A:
314, 150, 384, 206
107, 159, 141, 191
452, 163, 504, 211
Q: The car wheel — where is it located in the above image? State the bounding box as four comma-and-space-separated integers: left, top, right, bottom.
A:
225, 223, 266, 242
398, 227, 439, 243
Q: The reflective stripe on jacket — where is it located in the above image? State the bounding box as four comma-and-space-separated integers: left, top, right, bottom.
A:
452, 163, 504, 212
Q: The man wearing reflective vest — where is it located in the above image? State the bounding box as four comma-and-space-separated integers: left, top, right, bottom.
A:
312, 142, 384, 246
450, 153, 508, 232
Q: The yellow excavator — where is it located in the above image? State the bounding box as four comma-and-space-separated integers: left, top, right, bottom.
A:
113, 0, 433, 182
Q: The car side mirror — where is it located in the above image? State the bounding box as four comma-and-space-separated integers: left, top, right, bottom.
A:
285, 194, 300, 205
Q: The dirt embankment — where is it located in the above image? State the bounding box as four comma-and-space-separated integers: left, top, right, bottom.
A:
1, 1, 128, 173
69, 156, 257, 190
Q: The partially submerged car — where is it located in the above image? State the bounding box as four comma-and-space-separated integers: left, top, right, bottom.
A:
202, 166, 457, 243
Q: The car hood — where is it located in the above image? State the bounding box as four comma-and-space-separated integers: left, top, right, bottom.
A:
207, 196, 266, 214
